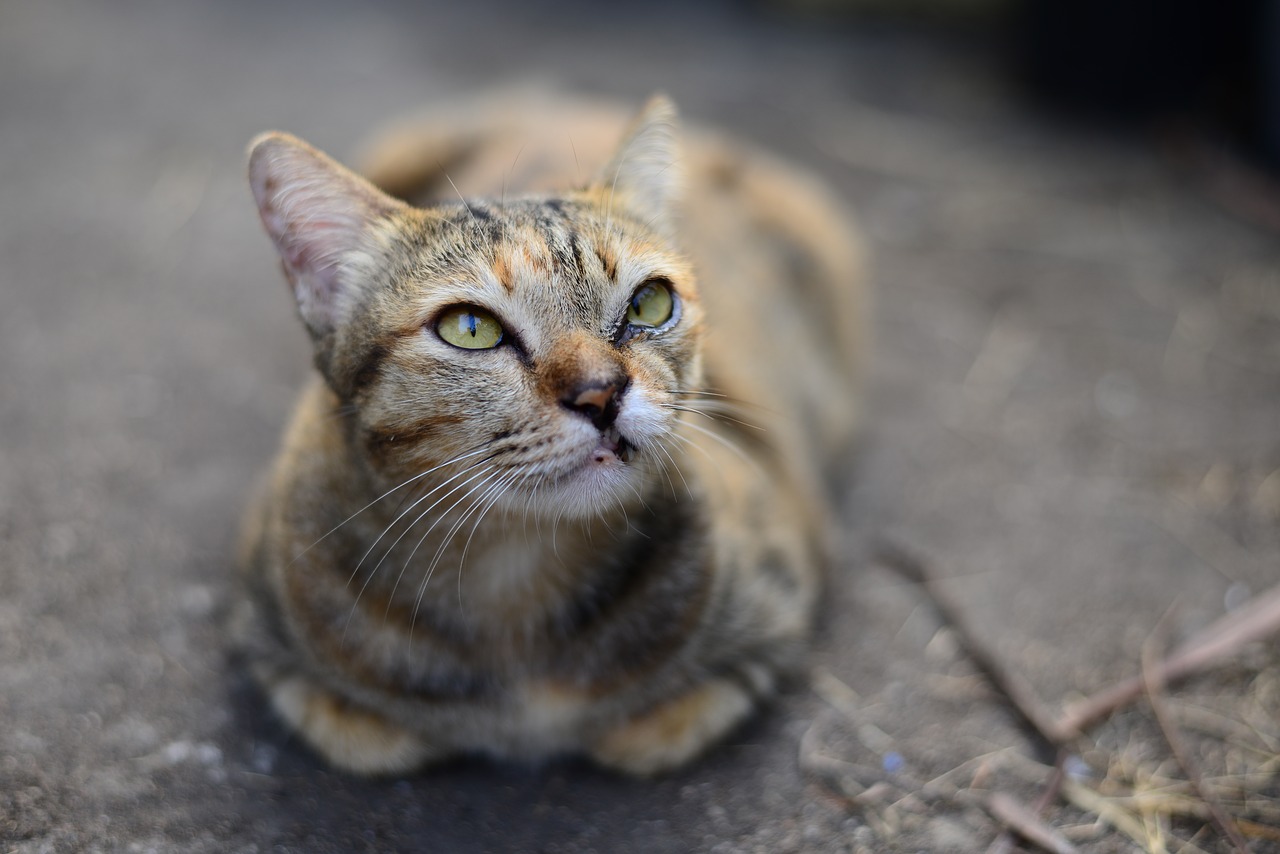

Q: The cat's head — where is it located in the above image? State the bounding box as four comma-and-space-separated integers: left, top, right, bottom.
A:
248, 96, 703, 519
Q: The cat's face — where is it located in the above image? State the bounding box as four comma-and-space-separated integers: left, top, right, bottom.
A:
347, 198, 703, 519
250, 99, 701, 519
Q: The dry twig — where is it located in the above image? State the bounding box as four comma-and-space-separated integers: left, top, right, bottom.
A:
1059, 778, 1180, 852
865, 538, 1279, 852
874, 539, 1070, 751
986, 755, 1068, 854
985, 791, 1079, 854
1142, 618, 1251, 853
1057, 583, 1280, 737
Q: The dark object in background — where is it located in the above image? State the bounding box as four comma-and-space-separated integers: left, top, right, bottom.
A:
770, 0, 1280, 172
1014, 0, 1280, 169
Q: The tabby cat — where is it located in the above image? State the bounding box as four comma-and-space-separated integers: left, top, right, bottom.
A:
235, 93, 865, 775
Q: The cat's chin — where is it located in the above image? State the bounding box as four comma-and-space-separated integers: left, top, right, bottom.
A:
536, 446, 645, 521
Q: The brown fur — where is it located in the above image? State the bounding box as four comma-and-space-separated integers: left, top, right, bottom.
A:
235, 92, 866, 776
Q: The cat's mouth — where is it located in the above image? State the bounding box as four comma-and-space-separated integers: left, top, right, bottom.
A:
591, 425, 635, 464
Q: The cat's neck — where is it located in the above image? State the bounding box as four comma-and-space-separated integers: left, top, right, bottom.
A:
336, 437, 696, 638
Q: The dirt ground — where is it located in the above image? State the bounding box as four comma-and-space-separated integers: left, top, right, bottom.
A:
2, 1, 1277, 851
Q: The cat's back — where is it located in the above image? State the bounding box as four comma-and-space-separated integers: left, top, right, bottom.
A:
360, 91, 867, 476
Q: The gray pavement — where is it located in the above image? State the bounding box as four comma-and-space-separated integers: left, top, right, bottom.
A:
2, 1, 1278, 851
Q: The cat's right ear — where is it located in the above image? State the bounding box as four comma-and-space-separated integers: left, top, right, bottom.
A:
594, 95, 684, 241
248, 132, 408, 339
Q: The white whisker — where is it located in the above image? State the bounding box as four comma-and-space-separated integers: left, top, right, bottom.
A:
407, 467, 512, 640
371, 464, 500, 620
501, 142, 527, 212
442, 166, 476, 223
454, 468, 522, 613
679, 419, 764, 476
654, 442, 690, 500
346, 455, 495, 588
669, 431, 730, 493
398, 466, 503, 596
289, 445, 490, 569
403, 465, 508, 656
669, 387, 776, 418
660, 402, 765, 433
339, 461, 497, 648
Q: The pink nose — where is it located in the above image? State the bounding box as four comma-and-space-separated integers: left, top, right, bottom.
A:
561, 379, 627, 430
572, 385, 615, 412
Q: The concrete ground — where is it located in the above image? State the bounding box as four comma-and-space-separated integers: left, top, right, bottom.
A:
2, 1, 1277, 851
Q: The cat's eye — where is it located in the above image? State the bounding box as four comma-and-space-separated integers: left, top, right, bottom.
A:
436, 305, 504, 350
626, 280, 675, 329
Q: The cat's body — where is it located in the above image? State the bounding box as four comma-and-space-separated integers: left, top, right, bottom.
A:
236, 93, 865, 775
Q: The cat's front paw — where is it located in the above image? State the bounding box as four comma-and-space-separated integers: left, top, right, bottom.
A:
589, 679, 755, 776
265, 671, 442, 775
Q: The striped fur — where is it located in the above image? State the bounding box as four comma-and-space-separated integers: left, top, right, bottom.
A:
235, 93, 866, 775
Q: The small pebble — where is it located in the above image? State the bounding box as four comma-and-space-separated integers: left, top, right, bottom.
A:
1225, 581, 1251, 613
1063, 754, 1091, 781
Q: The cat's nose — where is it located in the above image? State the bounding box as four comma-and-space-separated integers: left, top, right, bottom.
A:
562, 378, 627, 431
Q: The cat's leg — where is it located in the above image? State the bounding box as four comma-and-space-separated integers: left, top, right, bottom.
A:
589, 670, 771, 776
260, 667, 443, 775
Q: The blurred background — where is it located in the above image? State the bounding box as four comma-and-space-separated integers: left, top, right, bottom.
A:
2, 1, 1278, 851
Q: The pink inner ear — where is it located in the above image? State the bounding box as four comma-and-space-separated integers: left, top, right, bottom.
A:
279, 223, 355, 333
280, 220, 342, 276
250, 132, 409, 335
282, 241, 318, 280
265, 192, 355, 295
259, 192, 354, 332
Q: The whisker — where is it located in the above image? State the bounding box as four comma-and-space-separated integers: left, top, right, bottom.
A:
617, 467, 649, 512
669, 432, 726, 489
454, 468, 521, 612
668, 387, 731, 397
340, 461, 497, 648
457, 468, 520, 573
345, 455, 495, 589
359, 466, 500, 642
660, 402, 765, 433
619, 480, 648, 531
679, 419, 764, 475
668, 428, 765, 496
441, 165, 476, 223
407, 466, 512, 645
604, 152, 624, 236
654, 442, 690, 499
668, 387, 776, 416
288, 446, 491, 568
520, 468, 537, 533
402, 466, 510, 656
501, 142, 527, 212
648, 441, 680, 499
550, 485, 566, 560
391, 465, 502, 607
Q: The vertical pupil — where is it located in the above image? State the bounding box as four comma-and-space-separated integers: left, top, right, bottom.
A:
466, 313, 477, 337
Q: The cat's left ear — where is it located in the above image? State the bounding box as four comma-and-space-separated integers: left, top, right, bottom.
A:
248, 132, 409, 340
594, 94, 684, 240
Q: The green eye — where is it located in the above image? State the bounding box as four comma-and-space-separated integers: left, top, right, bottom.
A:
436, 305, 504, 350
626, 280, 675, 328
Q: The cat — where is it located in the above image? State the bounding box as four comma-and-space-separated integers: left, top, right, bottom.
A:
234, 92, 866, 776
